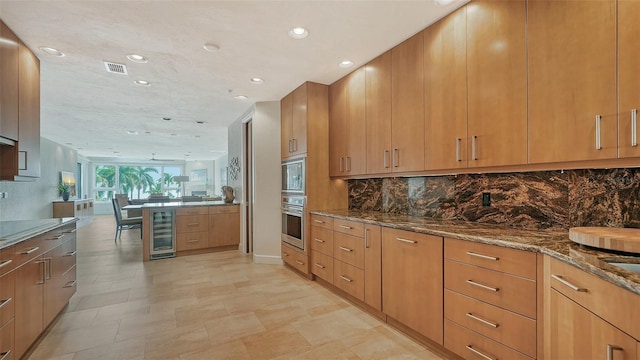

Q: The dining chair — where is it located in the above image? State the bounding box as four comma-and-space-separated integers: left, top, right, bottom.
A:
112, 198, 143, 242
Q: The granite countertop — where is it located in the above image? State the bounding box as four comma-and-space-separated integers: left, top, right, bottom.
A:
0, 217, 78, 250
311, 209, 640, 296
137, 201, 240, 209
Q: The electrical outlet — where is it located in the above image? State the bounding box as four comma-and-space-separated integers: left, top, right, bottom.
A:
0, 192, 7, 199
482, 192, 491, 206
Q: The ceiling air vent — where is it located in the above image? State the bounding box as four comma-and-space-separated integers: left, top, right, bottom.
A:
103, 61, 128, 75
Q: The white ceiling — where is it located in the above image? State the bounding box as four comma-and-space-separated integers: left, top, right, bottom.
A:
0, 0, 465, 162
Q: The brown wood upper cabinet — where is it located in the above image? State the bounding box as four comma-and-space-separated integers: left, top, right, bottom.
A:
0, 20, 19, 142
365, 51, 392, 175
329, 68, 366, 176
17, 40, 41, 178
281, 83, 308, 159
619, 0, 640, 159
528, 0, 617, 163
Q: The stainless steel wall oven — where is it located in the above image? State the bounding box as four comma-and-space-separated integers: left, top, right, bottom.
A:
281, 195, 305, 251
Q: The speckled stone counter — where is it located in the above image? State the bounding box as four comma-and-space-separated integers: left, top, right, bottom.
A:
134, 201, 239, 209
0, 217, 78, 249
311, 209, 640, 296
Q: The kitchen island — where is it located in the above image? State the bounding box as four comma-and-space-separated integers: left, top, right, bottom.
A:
139, 201, 240, 261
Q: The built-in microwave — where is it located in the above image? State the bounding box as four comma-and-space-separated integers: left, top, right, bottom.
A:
282, 157, 305, 195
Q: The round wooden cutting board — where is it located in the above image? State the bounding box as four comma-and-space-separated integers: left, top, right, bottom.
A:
569, 227, 640, 254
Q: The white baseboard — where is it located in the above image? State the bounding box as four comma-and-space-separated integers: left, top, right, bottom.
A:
253, 254, 283, 265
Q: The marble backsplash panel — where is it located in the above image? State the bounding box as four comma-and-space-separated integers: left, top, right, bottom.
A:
348, 168, 640, 230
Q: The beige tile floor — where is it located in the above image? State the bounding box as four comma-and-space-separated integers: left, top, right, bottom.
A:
27, 215, 444, 360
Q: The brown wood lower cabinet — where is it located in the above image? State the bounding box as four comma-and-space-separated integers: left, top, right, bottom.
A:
281, 243, 309, 275
445, 319, 533, 360
0, 319, 14, 360
14, 256, 44, 358
209, 206, 240, 247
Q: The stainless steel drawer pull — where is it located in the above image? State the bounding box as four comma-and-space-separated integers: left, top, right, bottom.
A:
384, 150, 390, 168
46, 234, 64, 240
393, 148, 399, 167
466, 280, 499, 292
365, 228, 370, 248
314, 238, 325, 243
346, 156, 351, 172
339, 246, 353, 252
314, 263, 326, 269
0, 297, 12, 310
0, 350, 11, 360
607, 344, 623, 360
187, 239, 200, 243
339, 225, 353, 230
0, 260, 12, 268
596, 115, 602, 150
295, 260, 304, 265
63, 251, 77, 257
466, 251, 499, 261
395, 237, 417, 244
22, 247, 40, 255
632, 109, 638, 147
283, 252, 289, 257
64, 280, 77, 288
339, 275, 353, 283
187, 223, 200, 226
456, 138, 462, 162
313, 220, 325, 224
466, 313, 499, 328
63, 229, 77, 233
339, 157, 344, 172
551, 274, 587, 292
472, 135, 478, 160
465, 345, 496, 360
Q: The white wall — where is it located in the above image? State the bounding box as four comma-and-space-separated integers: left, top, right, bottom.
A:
184, 160, 215, 196
0, 137, 77, 220
251, 102, 282, 264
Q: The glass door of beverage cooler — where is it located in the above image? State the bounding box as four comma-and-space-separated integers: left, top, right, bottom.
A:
150, 209, 175, 259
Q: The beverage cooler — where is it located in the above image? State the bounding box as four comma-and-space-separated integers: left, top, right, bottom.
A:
149, 209, 175, 259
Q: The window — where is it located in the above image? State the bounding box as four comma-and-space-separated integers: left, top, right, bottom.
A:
92, 163, 185, 201
94, 165, 116, 201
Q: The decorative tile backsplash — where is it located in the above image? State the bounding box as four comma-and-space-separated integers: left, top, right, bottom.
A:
348, 169, 640, 230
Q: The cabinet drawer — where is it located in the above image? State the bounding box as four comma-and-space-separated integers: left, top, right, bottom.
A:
209, 205, 239, 214
310, 214, 333, 230
445, 238, 537, 280
444, 289, 536, 358
176, 231, 209, 251
333, 219, 364, 237
176, 207, 209, 216
281, 244, 308, 275
311, 251, 333, 284
333, 232, 364, 269
59, 237, 77, 275
445, 260, 536, 319
0, 271, 14, 329
0, 246, 17, 276
333, 260, 364, 302
0, 318, 14, 360
549, 256, 640, 340
60, 265, 77, 306
310, 226, 333, 256
13, 237, 46, 267
444, 319, 533, 360
176, 215, 209, 233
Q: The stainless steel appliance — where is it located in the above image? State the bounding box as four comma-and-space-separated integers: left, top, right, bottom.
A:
281, 195, 305, 250
281, 157, 305, 195
149, 209, 176, 259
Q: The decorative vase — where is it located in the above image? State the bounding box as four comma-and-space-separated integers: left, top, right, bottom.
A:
222, 186, 234, 203
62, 191, 70, 201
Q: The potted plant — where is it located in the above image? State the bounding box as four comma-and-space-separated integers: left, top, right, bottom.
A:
58, 183, 70, 201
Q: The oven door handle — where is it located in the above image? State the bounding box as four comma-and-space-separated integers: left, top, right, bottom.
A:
282, 208, 303, 216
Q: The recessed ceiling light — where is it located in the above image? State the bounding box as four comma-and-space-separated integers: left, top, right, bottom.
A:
434, 0, 456, 6
134, 80, 150, 86
250, 77, 264, 84
127, 130, 138, 135
113, 151, 120, 154
289, 27, 309, 39
234, 95, 248, 100
170, 134, 177, 136
203, 43, 220, 52
77, 147, 83, 150
195, 135, 201, 138
126, 54, 148, 63
339, 60, 354, 68
38, 47, 65, 57
196, 121, 204, 124
162, 117, 171, 121
65, 142, 73, 145
145, 131, 151, 134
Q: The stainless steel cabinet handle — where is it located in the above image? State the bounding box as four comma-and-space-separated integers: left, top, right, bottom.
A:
292, 139, 297, 152
346, 156, 351, 172
465, 345, 496, 360
466, 313, 499, 328
43, 257, 52, 280
339, 275, 353, 283
18, 151, 27, 170
339, 157, 344, 172
393, 148, 399, 167
466, 279, 499, 292
607, 344, 623, 360
365, 228, 370, 249
456, 138, 462, 162
187, 223, 200, 226
314, 238, 325, 243
283, 252, 290, 257
63, 280, 77, 288
0, 297, 12, 310
0, 260, 12, 268
384, 150, 390, 168
288, 139, 292, 153
466, 251, 499, 261
339, 225, 352, 230
46, 234, 64, 240
339, 246, 353, 253
187, 239, 200, 243
395, 237, 417, 244
63, 251, 77, 257
314, 263, 326, 269
596, 115, 602, 150
0, 350, 11, 360
314, 219, 325, 224
472, 135, 478, 160
295, 260, 304, 265
632, 109, 638, 147
37, 260, 46, 284
551, 274, 587, 292
63, 229, 77, 233
22, 246, 40, 255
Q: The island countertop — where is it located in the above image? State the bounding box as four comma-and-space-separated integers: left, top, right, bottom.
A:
129, 200, 240, 209
0, 217, 78, 249
311, 209, 640, 296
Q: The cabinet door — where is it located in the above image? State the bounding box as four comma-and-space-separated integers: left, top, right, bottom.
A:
0, 318, 14, 360
0, 21, 19, 141
382, 228, 443, 344
18, 40, 40, 178
345, 67, 366, 176
619, 0, 640, 159
365, 51, 392, 175
467, 0, 527, 168
364, 225, 381, 311
548, 289, 637, 360
14, 257, 44, 359
424, 6, 467, 171
209, 212, 240, 247
528, 0, 617, 163
329, 77, 347, 177
391, 32, 424, 172
291, 83, 307, 156
280, 92, 293, 159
